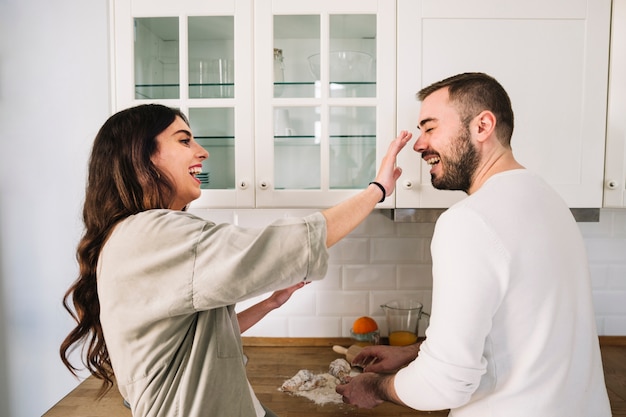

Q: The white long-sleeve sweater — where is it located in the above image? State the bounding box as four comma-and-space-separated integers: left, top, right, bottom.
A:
394, 170, 611, 417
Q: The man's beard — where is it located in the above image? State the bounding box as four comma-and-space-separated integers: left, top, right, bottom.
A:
431, 126, 479, 194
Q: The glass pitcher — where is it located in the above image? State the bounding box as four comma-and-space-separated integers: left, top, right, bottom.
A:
380, 299, 430, 346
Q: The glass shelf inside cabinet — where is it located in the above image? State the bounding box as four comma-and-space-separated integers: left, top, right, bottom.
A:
189, 108, 235, 190
329, 106, 376, 189
273, 82, 317, 98
188, 16, 235, 99
328, 15, 377, 98
273, 15, 377, 98
134, 17, 180, 100
274, 106, 320, 189
273, 15, 320, 98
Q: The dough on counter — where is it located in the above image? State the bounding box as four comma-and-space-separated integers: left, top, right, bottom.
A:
279, 358, 361, 405
328, 358, 351, 383
280, 369, 327, 392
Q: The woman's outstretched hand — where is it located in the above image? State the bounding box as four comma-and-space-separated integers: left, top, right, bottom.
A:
237, 282, 309, 333
373, 130, 412, 199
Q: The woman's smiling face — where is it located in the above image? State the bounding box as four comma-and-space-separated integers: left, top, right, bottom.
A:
151, 116, 208, 210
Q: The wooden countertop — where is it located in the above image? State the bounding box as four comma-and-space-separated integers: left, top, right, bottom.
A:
42, 375, 132, 417
43, 337, 626, 416
43, 338, 446, 417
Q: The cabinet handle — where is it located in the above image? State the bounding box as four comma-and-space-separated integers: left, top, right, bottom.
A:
259, 180, 270, 190
606, 180, 620, 190
238, 180, 249, 190
403, 180, 413, 189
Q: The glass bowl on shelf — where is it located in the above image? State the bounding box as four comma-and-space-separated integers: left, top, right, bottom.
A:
307, 51, 374, 83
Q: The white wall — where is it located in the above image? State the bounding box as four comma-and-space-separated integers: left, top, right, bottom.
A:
0, 0, 110, 416
0, 1, 625, 417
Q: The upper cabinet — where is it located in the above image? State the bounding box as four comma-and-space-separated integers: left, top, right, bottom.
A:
111, 0, 396, 209
253, 0, 396, 208
395, 0, 612, 208
111, 0, 612, 210
604, 0, 626, 207
111, 0, 255, 208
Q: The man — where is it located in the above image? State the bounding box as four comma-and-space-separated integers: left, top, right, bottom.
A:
336, 73, 611, 416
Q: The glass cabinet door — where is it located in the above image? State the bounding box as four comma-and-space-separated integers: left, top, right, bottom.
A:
112, 0, 254, 208
188, 16, 234, 99
134, 17, 180, 100
188, 107, 235, 190
255, 0, 396, 208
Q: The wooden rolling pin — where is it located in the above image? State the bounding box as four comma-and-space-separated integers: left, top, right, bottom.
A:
332, 344, 364, 363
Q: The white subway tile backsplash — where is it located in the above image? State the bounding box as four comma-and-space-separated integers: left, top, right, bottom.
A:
370, 237, 425, 263
288, 317, 341, 337
241, 317, 289, 337
585, 238, 626, 263
608, 265, 626, 290
593, 291, 626, 315
395, 221, 436, 238
197, 208, 626, 337
349, 211, 397, 237
397, 264, 434, 289
316, 291, 369, 316
610, 209, 626, 237
604, 316, 626, 335
328, 238, 369, 264
343, 265, 396, 290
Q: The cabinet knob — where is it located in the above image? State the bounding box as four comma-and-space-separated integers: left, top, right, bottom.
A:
238, 180, 249, 190
606, 180, 620, 190
258, 180, 270, 190
403, 180, 413, 189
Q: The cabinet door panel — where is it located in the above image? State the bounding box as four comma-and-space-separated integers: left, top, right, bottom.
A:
604, 0, 626, 207
396, 0, 610, 208
421, 0, 586, 19
255, 0, 395, 208
112, 0, 255, 208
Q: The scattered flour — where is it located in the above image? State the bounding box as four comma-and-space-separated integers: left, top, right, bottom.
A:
291, 373, 343, 405
279, 365, 361, 406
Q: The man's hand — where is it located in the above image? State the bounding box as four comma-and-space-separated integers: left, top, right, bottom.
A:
336, 373, 386, 408
336, 372, 403, 409
352, 343, 420, 373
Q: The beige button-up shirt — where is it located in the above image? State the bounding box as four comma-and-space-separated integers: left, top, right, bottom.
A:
97, 210, 328, 417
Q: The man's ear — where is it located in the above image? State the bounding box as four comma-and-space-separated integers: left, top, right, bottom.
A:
475, 110, 496, 143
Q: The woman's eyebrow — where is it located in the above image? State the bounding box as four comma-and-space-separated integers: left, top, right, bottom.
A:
174, 129, 193, 136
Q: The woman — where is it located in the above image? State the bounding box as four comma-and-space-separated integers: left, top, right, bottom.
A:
60, 104, 410, 417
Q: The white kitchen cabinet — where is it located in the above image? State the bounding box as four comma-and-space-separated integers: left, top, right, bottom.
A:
110, 0, 396, 209
111, 0, 611, 210
111, 0, 255, 207
395, 0, 611, 208
253, 0, 396, 208
604, 0, 626, 207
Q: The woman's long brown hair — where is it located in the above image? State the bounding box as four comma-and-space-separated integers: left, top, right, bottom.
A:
60, 104, 187, 394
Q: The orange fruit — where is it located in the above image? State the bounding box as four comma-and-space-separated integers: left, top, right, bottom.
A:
352, 316, 378, 334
